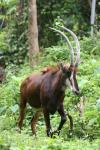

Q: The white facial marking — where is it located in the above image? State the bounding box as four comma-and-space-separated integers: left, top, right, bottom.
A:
66, 79, 72, 90
66, 71, 77, 92
71, 71, 78, 92
70, 71, 76, 91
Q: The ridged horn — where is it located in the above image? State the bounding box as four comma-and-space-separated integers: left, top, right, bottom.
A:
59, 26, 80, 67
49, 27, 74, 66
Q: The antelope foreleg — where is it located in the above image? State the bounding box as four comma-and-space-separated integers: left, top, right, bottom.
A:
31, 110, 41, 135
55, 104, 66, 135
43, 108, 52, 137
18, 100, 26, 130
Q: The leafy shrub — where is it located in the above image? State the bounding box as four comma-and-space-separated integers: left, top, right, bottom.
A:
0, 38, 100, 148
0, 31, 8, 52
81, 33, 100, 55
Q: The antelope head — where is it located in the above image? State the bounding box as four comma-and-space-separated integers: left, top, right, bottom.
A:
50, 26, 80, 95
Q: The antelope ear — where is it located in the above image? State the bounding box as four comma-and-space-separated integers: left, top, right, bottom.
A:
70, 64, 74, 68
69, 64, 74, 72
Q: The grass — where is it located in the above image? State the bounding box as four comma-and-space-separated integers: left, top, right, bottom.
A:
0, 128, 100, 150
0, 41, 100, 149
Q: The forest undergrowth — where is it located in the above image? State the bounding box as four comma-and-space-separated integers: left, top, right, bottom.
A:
0, 38, 100, 150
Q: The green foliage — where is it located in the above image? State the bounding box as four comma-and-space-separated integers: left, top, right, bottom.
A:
7, 0, 28, 64
81, 35, 100, 55
0, 0, 28, 64
37, 0, 91, 47
0, 0, 93, 50
0, 31, 8, 51
0, 36, 100, 149
0, 0, 100, 65
0, 0, 100, 148
42, 45, 70, 62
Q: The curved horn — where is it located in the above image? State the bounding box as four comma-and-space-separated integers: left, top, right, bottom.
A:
49, 27, 74, 66
59, 26, 80, 67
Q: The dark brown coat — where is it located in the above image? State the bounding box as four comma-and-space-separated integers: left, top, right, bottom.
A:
18, 64, 74, 136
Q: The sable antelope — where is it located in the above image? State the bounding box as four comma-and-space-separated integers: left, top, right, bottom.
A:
18, 26, 80, 137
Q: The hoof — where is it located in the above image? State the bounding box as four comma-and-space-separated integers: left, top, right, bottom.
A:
50, 130, 60, 138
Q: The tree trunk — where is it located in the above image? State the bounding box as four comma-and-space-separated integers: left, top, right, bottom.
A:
90, 0, 96, 37
28, 0, 39, 66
